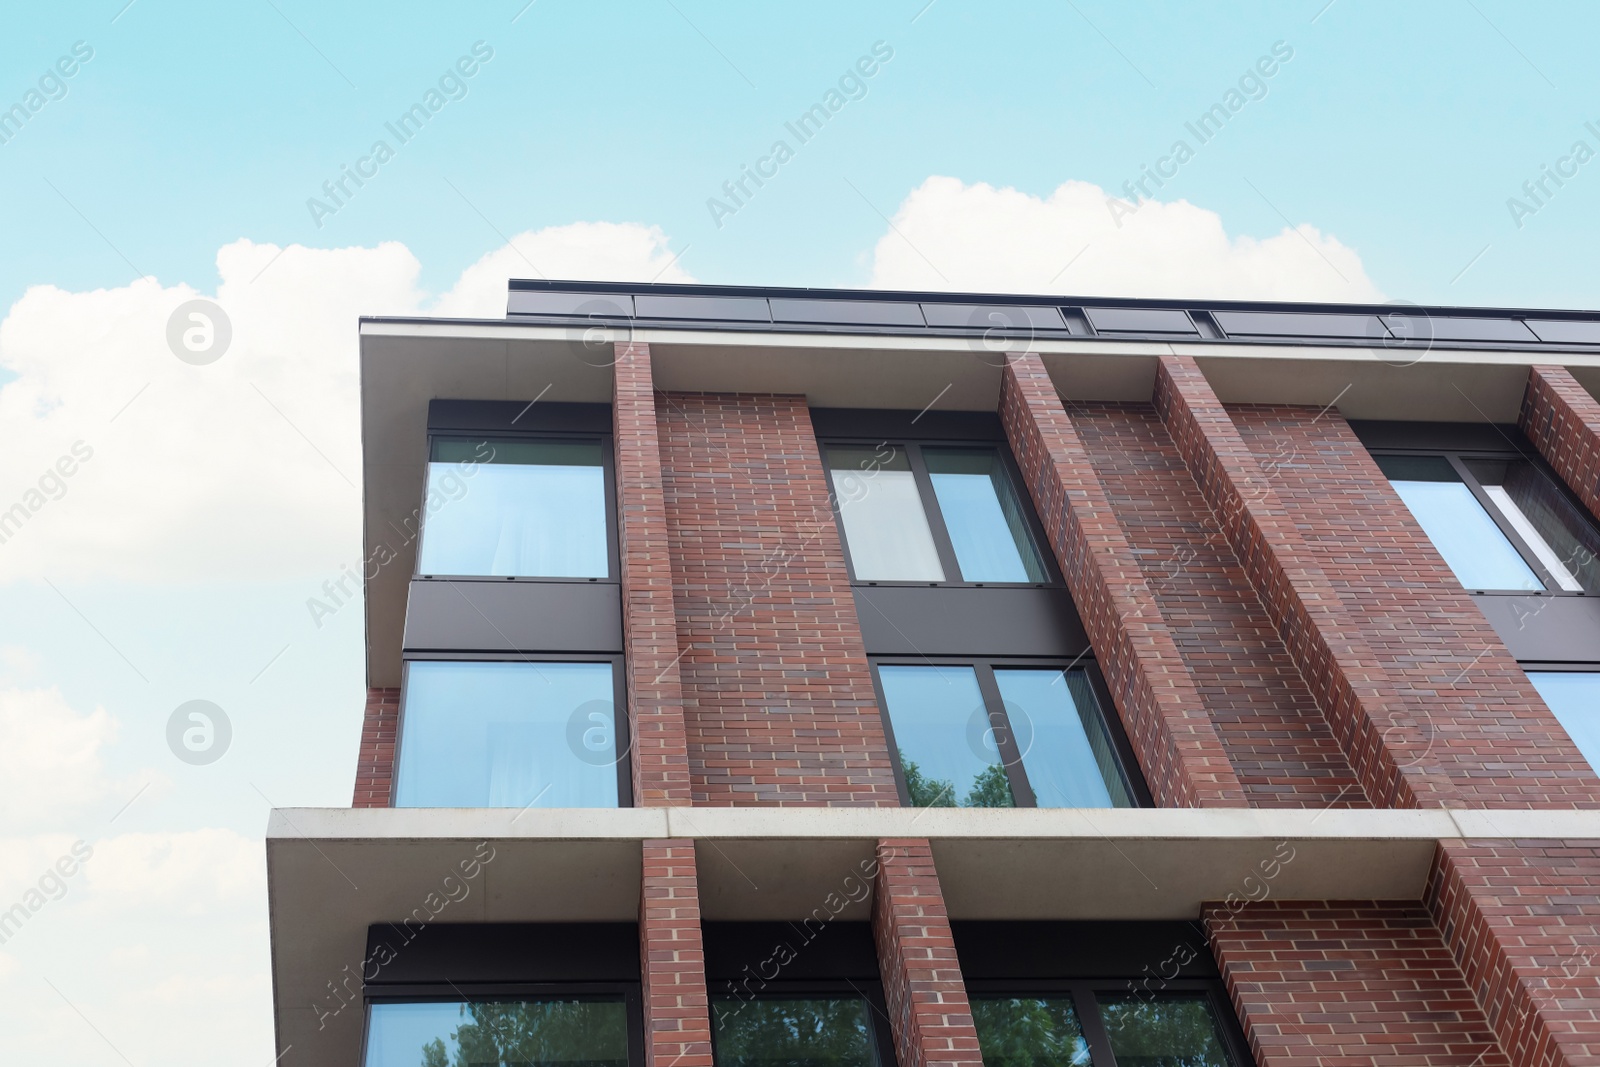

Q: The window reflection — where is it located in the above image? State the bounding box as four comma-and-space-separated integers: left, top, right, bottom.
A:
828, 446, 945, 582
1377, 455, 1543, 590
971, 996, 1091, 1067
877, 665, 1013, 808
1096, 995, 1233, 1067
925, 448, 1048, 583
710, 996, 878, 1067
364, 999, 629, 1067
994, 669, 1132, 808
1529, 672, 1600, 772
1464, 458, 1600, 592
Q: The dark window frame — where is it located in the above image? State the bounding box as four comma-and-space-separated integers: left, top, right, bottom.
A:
415, 428, 622, 584
709, 979, 899, 1067
394, 653, 634, 808
360, 982, 646, 1067
868, 656, 1151, 809
820, 435, 1060, 590
1371, 443, 1599, 598
964, 977, 1250, 1067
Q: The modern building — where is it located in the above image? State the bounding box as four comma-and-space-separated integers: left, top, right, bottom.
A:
268, 281, 1600, 1067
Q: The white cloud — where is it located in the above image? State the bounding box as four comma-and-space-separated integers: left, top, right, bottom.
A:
0, 688, 141, 832
82, 828, 262, 916
0, 223, 693, 584
434, 220, 692, 318
866, 175, 1384, 302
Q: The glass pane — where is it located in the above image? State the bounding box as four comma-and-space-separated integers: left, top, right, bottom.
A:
971, 996, 1091, 1067
994, 669, 1133, 808
418, 438, 608, 578
877, 665, 1014, 808
1529, 672, 1600, 772
925, 448, 1048, 583
828, 446, 945, 582
364, 999, 630, 1067
1376, 455, 1543, 591
1096, 995, 1234, 1067
1465, 458, 1600, 592
711, 996, 877, 1067
396, 661, 619, 808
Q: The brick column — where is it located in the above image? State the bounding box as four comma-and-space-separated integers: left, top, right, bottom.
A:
352, 687, 398, 807
1206, 900, 1511, 1067
641, 840, 714, 1067
1521, 365, 1600, 521
872, 839, 983, 1067
1153, 354, 1431, 809
1428, 840, 1600, 1067
614, 343, 694, 805
999, 353, 1246, 808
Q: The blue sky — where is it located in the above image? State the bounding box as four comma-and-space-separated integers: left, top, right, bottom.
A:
0, 2, 1596, 1065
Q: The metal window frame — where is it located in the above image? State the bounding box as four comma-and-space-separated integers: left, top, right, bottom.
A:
708, 980, 900, 1067
867, 657, 1150, 809
359, 982, 646, 1067
1371, 443, 1599, 597
415, 429, 622, 584
394, 654, 634, 808
964, 978, 1251, 1067
820, 436, 1060, 589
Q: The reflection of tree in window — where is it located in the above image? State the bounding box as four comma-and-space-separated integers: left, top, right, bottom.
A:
971, 996, 1090, 1067
417, 999, 629, 1067
1097, 996, 1232, 1067
900, 754, 1014, 808
711, 996, 877, 1067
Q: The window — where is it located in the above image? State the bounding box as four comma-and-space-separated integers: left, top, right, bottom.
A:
417, 437, 612, 579
711, 996, 883, 1067
1376, 453, 1600, 593
970, 992, 1238, 1067
873, 662, 1140, 808
826, 442, 1049, 585
394, 660, 628, 808
364, 998, 631, 1067
1528, 672, 1600, 771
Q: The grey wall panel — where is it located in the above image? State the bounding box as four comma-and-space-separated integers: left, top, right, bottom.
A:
1473, 593, 1600, 663
853, 586, 1090, 657
403, 579, 624, 653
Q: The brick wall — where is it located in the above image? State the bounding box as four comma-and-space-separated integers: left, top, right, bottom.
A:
872, 838, 983, 1067
1428, 840, 1600, 1067
1225, 402, 1600, 807
615, 344, 695, 805
641, 839, 714, 1067
352, 686, 398, 807
1521, 365, 1600, 521
656, 391, 900, 806
1206, 900, 1511, 1067
1070, 399, 1368, 808
999, 354, 1247, 808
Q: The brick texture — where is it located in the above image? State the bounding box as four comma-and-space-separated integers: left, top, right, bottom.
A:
352, 686, 398, 807
1224, 401, 1600, 807
1069, 399, 1369, 808
656, 391, 900, 806
872, 839, 984, 1067
641, 839, 714, 1067
1428, 840, 1600, 1067
1206, 900, 1511, 1067
1521, 365, 1600, 522
999, 353, 1247, 807
615, 344, 695, 805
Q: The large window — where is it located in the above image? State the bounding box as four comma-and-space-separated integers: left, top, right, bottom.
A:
826, 442, 1049, 585
1528, 671, 1600, 771
364, 998, 631, 1067
1376, 452, 1600, 593
873, 661, 1141, 808
394, 659, 628, 808
971, 992, 1238, 1067
712, 995, 885, 1067
417, 436, 612, 579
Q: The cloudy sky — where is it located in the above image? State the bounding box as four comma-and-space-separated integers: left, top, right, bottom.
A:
0, 1, 1595, 1064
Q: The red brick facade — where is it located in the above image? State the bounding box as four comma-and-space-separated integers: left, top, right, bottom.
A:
1000, 353, 1247, 808
872, 839, 984, 1067
642, 839, 714, 1067
656, 391, 900, 806
615, 343, 695, 805
352, 686, 398, 807
1207, 900, 1511, 1067
1521, 365, 1600, 522
1069, 399, 1369, 808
